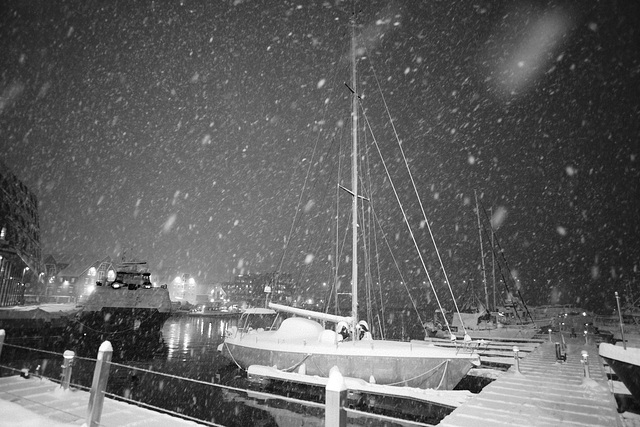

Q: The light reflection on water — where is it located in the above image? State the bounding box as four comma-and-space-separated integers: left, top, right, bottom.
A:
161, 315, 236, 362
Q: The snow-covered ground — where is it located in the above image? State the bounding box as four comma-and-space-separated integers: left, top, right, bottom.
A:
0, 400, 73, 427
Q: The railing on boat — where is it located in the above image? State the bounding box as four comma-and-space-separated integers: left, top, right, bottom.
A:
0, 329, 433, 427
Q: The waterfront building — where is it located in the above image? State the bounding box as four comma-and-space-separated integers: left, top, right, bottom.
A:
222, 272, 293, 308
0, 159, 43, 307
42, 254, 116, 304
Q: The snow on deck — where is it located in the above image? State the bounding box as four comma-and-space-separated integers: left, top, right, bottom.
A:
439, 336, 624, 427
0, 376, 199, 426
600, 342, 640, 366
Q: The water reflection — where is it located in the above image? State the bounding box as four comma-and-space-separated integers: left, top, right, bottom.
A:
162, 315, 236, 361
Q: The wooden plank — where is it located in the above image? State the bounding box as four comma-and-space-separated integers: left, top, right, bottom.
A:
0, 376, 201, 426
439, 337, 624, 427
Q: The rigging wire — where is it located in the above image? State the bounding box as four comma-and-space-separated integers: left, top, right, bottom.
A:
363, 58, 466, 336
369, 204, 425, 336
358, 104, 453, 336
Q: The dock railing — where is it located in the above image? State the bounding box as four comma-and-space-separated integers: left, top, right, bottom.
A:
0, 329, 432, 427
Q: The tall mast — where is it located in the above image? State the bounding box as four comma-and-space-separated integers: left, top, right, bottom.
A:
475, 190, 489, 312
350, 15, 359, 337
491, 207, 496, 312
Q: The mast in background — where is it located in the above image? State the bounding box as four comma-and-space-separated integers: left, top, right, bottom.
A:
475, 190, 489, 312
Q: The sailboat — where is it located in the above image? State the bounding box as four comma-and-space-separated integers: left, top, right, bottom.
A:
443, 195, 539, 341
599, 292, 640, 401
217, 15, 480, 390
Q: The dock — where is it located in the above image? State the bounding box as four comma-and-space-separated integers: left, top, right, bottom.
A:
247, 364, 474, 408
0, 375, 200, 426
439, 336, 623, 427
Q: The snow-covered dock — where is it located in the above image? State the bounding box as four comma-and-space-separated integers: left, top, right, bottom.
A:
0, 375, 200, 426
439, 336, 623, 427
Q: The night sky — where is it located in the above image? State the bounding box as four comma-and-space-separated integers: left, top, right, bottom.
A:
1, 0, 638, 313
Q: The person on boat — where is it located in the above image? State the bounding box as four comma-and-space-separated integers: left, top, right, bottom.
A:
357, 320, 372, 340
337, 321, 350, 341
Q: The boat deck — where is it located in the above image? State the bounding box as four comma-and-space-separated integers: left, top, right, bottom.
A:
439, 334, 623, 427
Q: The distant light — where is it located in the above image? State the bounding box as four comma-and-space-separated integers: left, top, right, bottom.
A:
112, 282, 121, 289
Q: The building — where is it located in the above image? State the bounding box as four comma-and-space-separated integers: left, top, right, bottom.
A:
0, 159, 43, 306
222, 272, 293, 308
41, 254, 116, 304
169, 273, 227, 306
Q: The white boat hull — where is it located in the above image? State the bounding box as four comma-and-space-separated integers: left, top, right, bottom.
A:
219, 317, 479, 390
599, 342, 640, 400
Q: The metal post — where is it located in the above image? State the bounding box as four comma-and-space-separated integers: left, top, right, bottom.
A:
555, 342, 565, 362
61, 350, 75, 390
325, 366, 347, 427
581, 350, 590, 378
615, 292, 626, 349
0, 330, 5, 360
513, 346, 521, 374
86, 341, 113, 427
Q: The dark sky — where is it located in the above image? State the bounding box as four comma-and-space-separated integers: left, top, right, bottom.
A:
1, 0, 638, 312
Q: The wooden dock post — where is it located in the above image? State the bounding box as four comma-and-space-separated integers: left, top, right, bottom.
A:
61, 350, 75, 390
581, 350, 590, 379
513, 346, 521, 373
0, 329, 4, 359
86, 341, 113, 427
554, 342, 566, 362
325, 366, 347, 427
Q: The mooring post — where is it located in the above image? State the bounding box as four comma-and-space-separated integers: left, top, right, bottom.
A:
555, 342, 566, 362
581, 350, 590, 378
513, 346, 521, 373
61, 350, 75, 390
615, 292, 626, 350
86, 341, 113, 427
325, 366, 347, 427
0, 329, 5, 360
